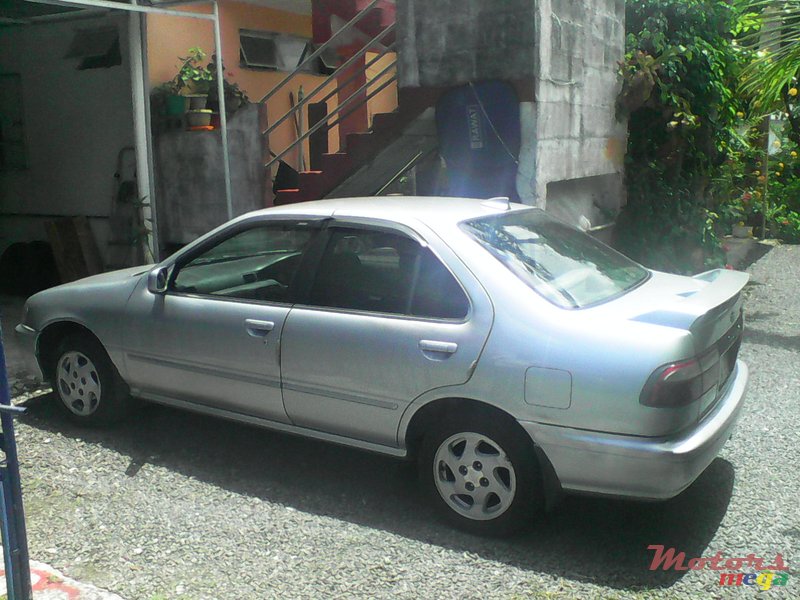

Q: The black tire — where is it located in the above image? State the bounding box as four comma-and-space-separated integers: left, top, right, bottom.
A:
52, 333, 134, 425
418, 408, 543, 536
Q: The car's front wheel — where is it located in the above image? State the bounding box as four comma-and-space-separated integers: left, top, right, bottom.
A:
53, 333, 134, 424
419, 410, 542, 536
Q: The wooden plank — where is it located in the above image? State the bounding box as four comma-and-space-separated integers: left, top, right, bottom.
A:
74, 216, 104, 275
44, 217, 103, 283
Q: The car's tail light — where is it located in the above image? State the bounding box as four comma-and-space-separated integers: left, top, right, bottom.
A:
642, 314, 744, 409
640, 358, 706, 408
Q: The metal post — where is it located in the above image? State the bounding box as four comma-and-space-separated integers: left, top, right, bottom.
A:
0, 330, 31, 600
128, 5, 160, 261
138, 10, 160, 262
213, 1, 234, 221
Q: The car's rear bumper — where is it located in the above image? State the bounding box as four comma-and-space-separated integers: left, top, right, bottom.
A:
520, 360, 748, 500
13, 323, 43, 380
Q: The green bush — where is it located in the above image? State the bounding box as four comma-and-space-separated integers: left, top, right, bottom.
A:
615, 0, 755, 272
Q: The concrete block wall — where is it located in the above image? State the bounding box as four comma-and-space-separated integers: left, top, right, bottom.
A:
519, 0, 627, 227
397, 0, 537, 88
154, 105, 263, 246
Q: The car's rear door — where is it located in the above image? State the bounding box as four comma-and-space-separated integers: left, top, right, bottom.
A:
123, 219, 322, 422
280, 220, 493, 446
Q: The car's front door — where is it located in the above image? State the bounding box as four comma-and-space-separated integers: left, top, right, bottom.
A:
123, 219, 321, 421
280, 221, 493, 446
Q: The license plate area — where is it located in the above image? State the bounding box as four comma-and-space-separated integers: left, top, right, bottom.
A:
699, 312, 743, 418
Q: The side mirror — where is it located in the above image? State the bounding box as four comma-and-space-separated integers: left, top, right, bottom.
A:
147, 266, 169, 294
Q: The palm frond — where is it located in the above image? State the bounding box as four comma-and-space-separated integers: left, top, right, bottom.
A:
740, 1, 800, 108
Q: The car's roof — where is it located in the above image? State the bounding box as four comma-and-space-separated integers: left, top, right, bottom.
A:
245, 196, 534, 229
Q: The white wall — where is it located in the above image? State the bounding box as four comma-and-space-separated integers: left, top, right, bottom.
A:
0, 13, 135, 262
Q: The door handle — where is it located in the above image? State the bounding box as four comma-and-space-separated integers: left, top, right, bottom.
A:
419, 340, 458, 354
245, 319, 275, 338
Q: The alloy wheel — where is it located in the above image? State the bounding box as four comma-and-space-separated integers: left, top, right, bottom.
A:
432, 432, 517, 521
57, 351, 102, 416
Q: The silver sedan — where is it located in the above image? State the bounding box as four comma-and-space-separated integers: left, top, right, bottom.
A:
15, 197, 749, 535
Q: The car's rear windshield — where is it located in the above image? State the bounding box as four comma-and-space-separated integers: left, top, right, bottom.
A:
460, 209, 649, 309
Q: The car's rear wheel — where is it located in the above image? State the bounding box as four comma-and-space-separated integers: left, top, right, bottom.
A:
54, 334, 134, 424
419, 410, 543, 536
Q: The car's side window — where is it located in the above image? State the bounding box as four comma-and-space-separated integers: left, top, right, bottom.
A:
172, 224, 315, 303
307, 227, 469, 319
410, 249, 470, 319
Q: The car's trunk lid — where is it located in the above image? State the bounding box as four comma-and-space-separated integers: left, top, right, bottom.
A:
627, 269, 748, 417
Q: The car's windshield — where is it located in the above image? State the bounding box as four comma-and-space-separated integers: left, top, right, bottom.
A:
461, 209, 649, 309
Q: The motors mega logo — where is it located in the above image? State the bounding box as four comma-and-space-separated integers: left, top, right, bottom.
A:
647, 545, 790, 591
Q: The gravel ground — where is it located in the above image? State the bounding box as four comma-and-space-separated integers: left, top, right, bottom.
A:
2, 245, 798, 599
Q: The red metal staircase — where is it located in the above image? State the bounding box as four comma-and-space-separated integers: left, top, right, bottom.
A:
259, 0, 437, 206
272, 90, 440, 205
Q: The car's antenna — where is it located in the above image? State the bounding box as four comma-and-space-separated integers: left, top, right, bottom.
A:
485, 196, 511, 210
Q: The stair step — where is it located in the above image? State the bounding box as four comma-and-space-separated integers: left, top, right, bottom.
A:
298, 170, 330, 198
321, 152, 353, 174
345, 131, 375, 162
371, 111, 400, 134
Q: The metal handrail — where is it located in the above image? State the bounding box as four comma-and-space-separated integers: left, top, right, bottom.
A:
261, 27, 396, 137
326, 69, 398, 132
265, 63, 397, 172
310, 41, 396, 111
375, 148, 435, 196
258, 0, 384, 105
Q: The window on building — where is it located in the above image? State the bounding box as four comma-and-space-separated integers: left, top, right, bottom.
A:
239, 29, 333, 74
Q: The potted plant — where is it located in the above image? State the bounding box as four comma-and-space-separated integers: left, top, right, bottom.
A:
175, 47, 213, 108
152, 80, 187, 117
206, 55, 249, 115
151, 47, 215, 119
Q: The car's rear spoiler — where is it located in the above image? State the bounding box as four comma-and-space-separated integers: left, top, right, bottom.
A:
632, 269, 749, 345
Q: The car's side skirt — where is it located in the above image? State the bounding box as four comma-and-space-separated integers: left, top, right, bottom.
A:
136, 390, 409, 458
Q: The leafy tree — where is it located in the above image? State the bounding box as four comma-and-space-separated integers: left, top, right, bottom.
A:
615, 0, 755, 272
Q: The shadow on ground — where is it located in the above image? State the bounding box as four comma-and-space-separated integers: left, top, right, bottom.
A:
744, 328, 800, 352
20, 393, 734, 591
739, 241, 773, 270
